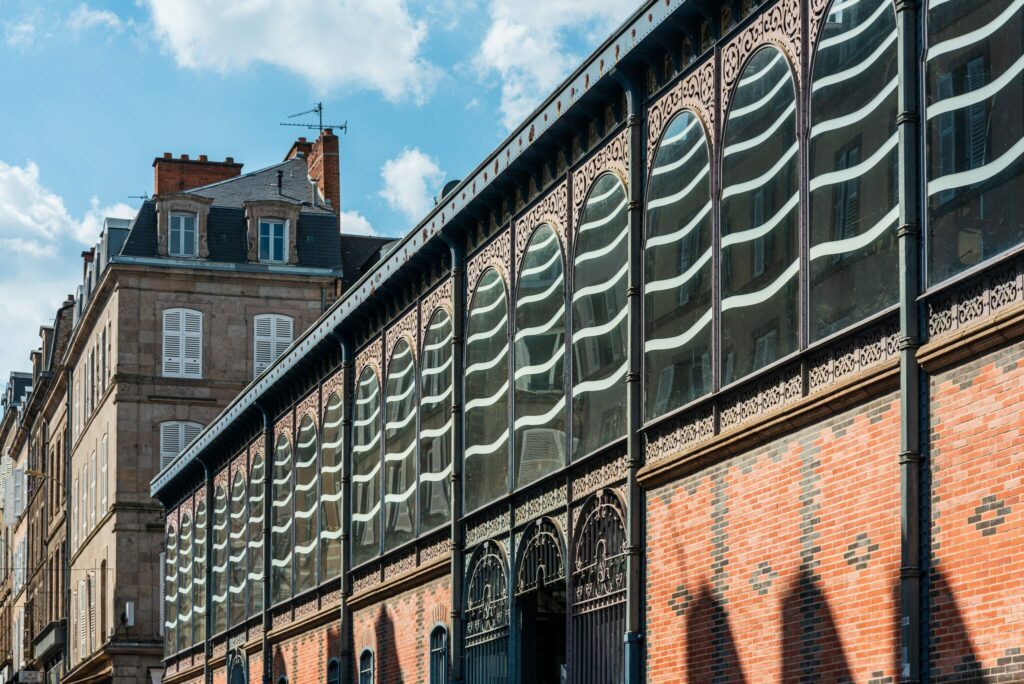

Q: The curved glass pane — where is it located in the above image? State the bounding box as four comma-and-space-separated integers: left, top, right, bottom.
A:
721, 47, 799, 383
320, 394, 343, 580
514, 225, 566, 487
384, 340, 417, 551
294, 415, 318, 592
247, 455, 264, 616
645, 112, 713, 419
193, 499, 207, 643
352, 366, 382, 566
465, 268, 510, 511
927, 0, 1024, 284
419, 310, 453, 532
229, 473, 246, 624
211, 485, 228, 633
163, 525, 177, 653
573, 174, 628, 458
271, 435, 292, 603
810, 0, 899, 339
177, 514, 193, 648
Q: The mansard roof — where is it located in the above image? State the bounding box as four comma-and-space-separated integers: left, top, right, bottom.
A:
182, 157, 335, 214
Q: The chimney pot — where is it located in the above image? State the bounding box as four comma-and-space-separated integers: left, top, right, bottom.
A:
163, 152, 172, 159
225, 157, 234, 164
199, 154, 208, 162
298, 137, 307, 143
180, 154, 190, 160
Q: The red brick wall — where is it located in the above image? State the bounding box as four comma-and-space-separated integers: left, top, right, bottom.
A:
351, 574, 451, 682
271, 623, 341, 682
153, 155, 242, 195
309, 131, 340, 214
646, 392, 902, 683
929, 339, 1024, 681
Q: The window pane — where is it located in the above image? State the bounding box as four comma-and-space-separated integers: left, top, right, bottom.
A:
645, 112, 713, 419
514, 225, 566, 487
271, 435, 292, 603
572, 174, 628, 458
809, 0, 899, 340
927, 0, 1024, 284
419, 310, 452, 532
464, 268, 509, 512
721, 47, 799, 383
259, 221, 271, 261
294, 415, 318, 592
177, 514, 192, 648
212, 486, 228, 633
164, 526, 177, 653
352, 367, 381, 566
169, 215, 182, 256
320, 394, 344, 579
183, 215, 196, 257
247, 456, 264, 616
193, 500, 207, 643
229, 472, 247, 624
384, 340, 417, 551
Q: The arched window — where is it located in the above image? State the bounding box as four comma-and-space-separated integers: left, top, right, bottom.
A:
247, 455, 264, 615
464, 267, 510, 512
573, 173, 629, 458
163, 525, 177, 653
514, 225, 566, 487
429, 626, 449, 684
326, 658, 341, 684
419, 309, 453, 532
810, 0, 898, 339
177, 513, 193, 648
645, 111, 713, 419
271, 434, 293, 603
193, 499, 207, 643
294, 415, 319, 592
721, 47, 799, 384
211, 485, 228, 633
384, 339, 417, 551
320, 394, 344, 580
464, 540, 509, 681
229, 471, 247, 624
352, 366, 382, 566
927, 0, 1024, 284
229, 653, 247, 684
358, 649, 375, 684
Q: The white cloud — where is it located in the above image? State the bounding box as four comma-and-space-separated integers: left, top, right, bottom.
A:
476, 0, 637, 129
4, 19, 37, 48
0, 280, 69, 376
378, 148, 444, 224
67, 4, 123, 33
339, 210, 377, 236
146, 0, 439, 103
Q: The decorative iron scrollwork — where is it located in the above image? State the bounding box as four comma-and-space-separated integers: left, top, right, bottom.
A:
515, 517, 566, 596
572, 489, 627, 611
465, 540, 509, 638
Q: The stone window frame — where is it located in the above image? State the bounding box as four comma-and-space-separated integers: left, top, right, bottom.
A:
156, 194, 213, 259
244, 200, 301, 265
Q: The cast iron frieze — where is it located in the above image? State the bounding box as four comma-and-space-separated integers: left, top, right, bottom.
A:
647, 56, 716, 162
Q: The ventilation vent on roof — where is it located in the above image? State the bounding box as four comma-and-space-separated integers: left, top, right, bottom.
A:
435, 179, 461, 206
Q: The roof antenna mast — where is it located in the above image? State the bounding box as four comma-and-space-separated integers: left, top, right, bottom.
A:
279, 102, 347, 136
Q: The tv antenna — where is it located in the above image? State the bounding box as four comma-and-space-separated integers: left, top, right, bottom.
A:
128, 192, 149, 201
279, 102, 347, 135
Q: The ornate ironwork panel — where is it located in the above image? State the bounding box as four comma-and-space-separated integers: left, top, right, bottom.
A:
571, 489, 627, 683
464, 540, 510, 684
515, 518, 566, 597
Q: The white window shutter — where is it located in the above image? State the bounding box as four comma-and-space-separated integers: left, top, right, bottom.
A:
89, 452, 97, 529
72, 478, 78, 550
100, 434, 108, 512
88, 573, 96, 652
273, 315, 293, 359
182, 310, 203, 378
163, 309, 183, 377
78, 579, 87, 659
80, 472, 87, 539
160, 423, 180, 470
253, 315, 274, 377
182, 422, 202, 449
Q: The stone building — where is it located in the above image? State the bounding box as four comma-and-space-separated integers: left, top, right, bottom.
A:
0, 129, 392, 684
151, 0, 1023, 682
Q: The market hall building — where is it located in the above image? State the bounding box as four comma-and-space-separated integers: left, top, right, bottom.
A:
151, 0, 1024, 681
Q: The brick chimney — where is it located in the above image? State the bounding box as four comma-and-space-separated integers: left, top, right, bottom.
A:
306, 129, 340, 213
153, 153, 243, 195
284, 137, 313, 161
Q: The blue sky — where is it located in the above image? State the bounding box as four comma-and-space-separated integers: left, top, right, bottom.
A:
0, 0, 638, 378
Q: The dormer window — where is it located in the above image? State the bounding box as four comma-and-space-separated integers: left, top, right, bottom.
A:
169, 213, 197, 257
259, 220, 287, 263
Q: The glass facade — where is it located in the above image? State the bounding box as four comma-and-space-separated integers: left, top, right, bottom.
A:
465, 268, 510, 511
927, 0, 1024, 284
514, 225, 566, 487
645, 112, 713, 419
194, 499, 207, 643
572, 174, 628, 457
294, 415, 318, 592
419, 310, 453, 532
229, 473, 247, 624
352, 366, 382, 566
163, 525, 177, 653
320, 393, 344, 579
384, 340, 417, 551
211, 485, 228, 633
178, 513, 193, 647
271, 435, 292, 603
247, 456, 264, 616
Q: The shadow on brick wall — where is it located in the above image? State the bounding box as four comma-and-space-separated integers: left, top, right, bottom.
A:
686, 583, 746, 682
928, 568, 985, 682
781, 568, 853, 682
375, 606, 402, 683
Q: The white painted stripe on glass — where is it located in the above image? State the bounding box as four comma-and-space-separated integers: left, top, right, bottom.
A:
928, 0, 1023, 61
646, 166, 710, 210
573, 305, 629, 343
927, 54, 1024, 119
721, 193, 799, 248
515, 347, 564, 380
652, 133, 705, 176
420, 462, 453, 483
465, 428, 510, 459
813, 32, 896, 91
818, 0, 891, 51
572, 361, 628, 396
645, 202, 712, 249
384, 482, 416, 504
809, 206, 898, 260
644, 248, 712, 294
574, 225, 627, 267
573, 263, 627, 302
467, 314, 508, 345
516, 276, 563, 309
721, 143, 798, 199
578, 198, 628, 234
513, 396, 566, 429
927, 136, 1024, 195
810, 134, 898, 190
465, 379, 510, 412
352, 502, 381, 523
721, 260, 800, 311
723, 103, 795, 158
514, 307, 563, 341
730, 72, 790, 119
811, 78, 897, 139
